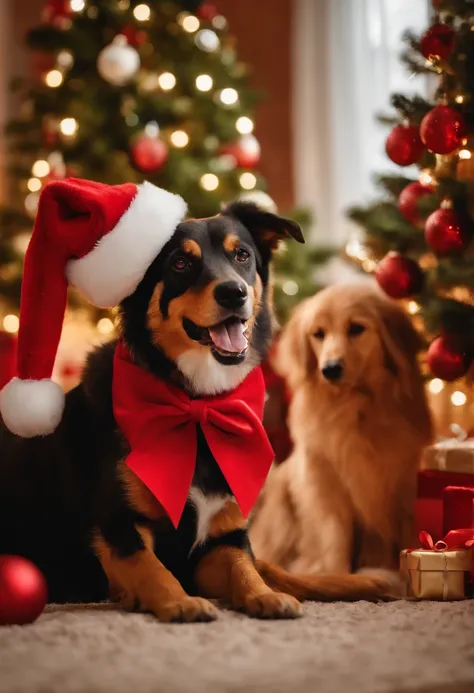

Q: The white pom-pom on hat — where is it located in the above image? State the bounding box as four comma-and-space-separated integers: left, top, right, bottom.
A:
0, 378, 65, 438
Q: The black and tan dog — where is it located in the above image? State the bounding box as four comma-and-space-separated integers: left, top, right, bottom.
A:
0, 202, 389, 621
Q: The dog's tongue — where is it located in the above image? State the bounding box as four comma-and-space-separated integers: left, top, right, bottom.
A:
209, 321, 248, 353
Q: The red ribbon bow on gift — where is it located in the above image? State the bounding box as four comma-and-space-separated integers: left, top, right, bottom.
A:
418, 529, 474, 580
112, 341, 275, 528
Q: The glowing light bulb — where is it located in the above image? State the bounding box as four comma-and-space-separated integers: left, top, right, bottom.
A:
60, 117, 78, 136
133, 3, 150, 21
97, 318, 115, 335
170, 130, 189, 148
70, 0, 85, 11
196, 74, 213, 92
200, 173, 219, 191
407, 301, 419, 315
282, 280, 299, 296
3, 315, 19, 333
459, 149, 472, 160
181, 15, 200, 33
239, 172, 257, 190
236, 116, 253, 134
32, 160, 50, 177
455, 94, 465, 104
158, 72, 176, 90
45, 70, 63, 88
220, 88, 238, 105
27, 177, 42, 192
451, 391, 467, 407
428, 378, 444, 394
419, 169, 433, 185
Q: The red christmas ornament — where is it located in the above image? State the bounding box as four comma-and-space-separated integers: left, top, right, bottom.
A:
426, 335, 471, 381
119, 26, 148, 47
420, 24, 455, 61
131, 136, 168, 173
420, 106, 466, 155
222, 135, 261, 169
385, 124, 424, 167
425, 202, 471, 255
0, 555, 47, 626
42, 0, 71, 28
198, 2, 219, 21
398, 181, 434, 225
375, 252, 423, 299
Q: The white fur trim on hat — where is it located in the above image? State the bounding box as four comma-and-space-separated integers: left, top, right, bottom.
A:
0, 377, 65, 438
66, 182, 187, 307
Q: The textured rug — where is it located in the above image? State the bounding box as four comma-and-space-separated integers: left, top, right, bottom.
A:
1, 600, 474, 693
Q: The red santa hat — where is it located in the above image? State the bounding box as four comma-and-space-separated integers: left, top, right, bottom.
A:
0, 177, 186, 438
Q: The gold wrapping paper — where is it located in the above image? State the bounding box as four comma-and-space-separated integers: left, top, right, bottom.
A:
422, 440, 474, 474
400, 548, 471, 600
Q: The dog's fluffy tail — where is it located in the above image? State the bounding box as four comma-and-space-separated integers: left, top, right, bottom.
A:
255, 560, 392, 602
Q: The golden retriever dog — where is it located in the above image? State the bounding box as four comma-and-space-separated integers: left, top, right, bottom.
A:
251, 282, 433, 578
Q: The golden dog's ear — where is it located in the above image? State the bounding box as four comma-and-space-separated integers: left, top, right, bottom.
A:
273, 301, 316, 391
221, 202, 304, 255
378, 297, 424, 393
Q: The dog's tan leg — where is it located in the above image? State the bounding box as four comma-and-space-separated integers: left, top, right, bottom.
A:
194, 503, 301, 619
289, 458, 354, 574
94, 527, 218, 622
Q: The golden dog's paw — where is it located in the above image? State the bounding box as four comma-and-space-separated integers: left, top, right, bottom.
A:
242, 592, 302, 619
153, 596, 219, 623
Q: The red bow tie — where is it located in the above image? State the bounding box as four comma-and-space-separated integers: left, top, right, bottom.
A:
112, 342, 274, 527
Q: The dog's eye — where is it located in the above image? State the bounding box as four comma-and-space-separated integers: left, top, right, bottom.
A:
235, 248, 250, 263
348, 322, 366, 337
314, 328, 325, 340
173, 256, 191, 271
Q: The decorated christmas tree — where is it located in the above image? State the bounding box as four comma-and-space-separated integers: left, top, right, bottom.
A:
0, 0, 333, 386
347, 0, 474, 397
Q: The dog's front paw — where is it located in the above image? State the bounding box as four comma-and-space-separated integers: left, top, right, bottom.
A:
154, 596, 219, 623
242, 592, 302, 619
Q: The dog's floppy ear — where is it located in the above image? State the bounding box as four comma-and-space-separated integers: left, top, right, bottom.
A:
377, 296, 424, 393
221, 201, 304, 257
273, 299, 316, 391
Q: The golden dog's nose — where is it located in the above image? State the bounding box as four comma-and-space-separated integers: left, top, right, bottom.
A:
321, 360, 344, 382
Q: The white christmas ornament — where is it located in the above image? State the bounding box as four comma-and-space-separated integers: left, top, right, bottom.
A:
195, 29, 220, 52
97, 36, 140, 86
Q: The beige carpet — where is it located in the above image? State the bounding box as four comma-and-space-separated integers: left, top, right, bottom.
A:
1, 600, 474, 693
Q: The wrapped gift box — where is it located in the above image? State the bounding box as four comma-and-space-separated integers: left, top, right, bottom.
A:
443, 486, 474, 535
416, 470, 474, 541
400, 530, 474, 600
422, 426, 474, 475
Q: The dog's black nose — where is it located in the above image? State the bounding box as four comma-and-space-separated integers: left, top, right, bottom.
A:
214, 281, 248, 309
321, 360, 344, 382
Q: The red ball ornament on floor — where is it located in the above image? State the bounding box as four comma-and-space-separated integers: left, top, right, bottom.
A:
398, 181, 434, 225
385, 124, 424, 166
420, 106, 466, 155
375, 252, 423, 299
425, 203, 471, 255
420, 24, 455, 61
0, 555, 47, 625
426, 336, 471, 381
131, 136, 168, 173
